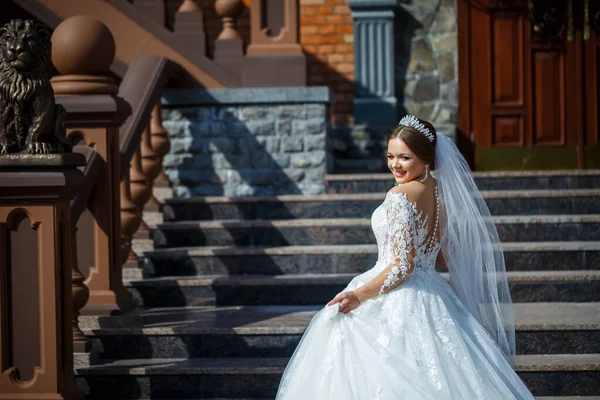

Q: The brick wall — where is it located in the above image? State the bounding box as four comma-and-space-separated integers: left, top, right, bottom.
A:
166, 0, 355, 127
299, 0, 354, 126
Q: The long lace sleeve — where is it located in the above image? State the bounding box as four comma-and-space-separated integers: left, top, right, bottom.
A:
356, 192, 419, 301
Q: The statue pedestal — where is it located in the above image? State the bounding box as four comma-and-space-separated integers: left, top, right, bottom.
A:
0, 155, 85, 400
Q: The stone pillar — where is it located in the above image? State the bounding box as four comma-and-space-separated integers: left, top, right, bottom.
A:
0, 158, 85, 400
349, 0, 398, 126
51, 16, 132, 315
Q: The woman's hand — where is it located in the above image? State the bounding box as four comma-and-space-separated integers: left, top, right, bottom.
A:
327, 291, 362, 314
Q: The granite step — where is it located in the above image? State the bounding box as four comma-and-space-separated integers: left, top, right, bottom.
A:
75, 354, 600, 398
152, 215, 600, 248
326, 170, 600, 193
162, 190, 600, 221
141, 242, 600, 277
81, 303, 600, 359
125, 271, 600, 307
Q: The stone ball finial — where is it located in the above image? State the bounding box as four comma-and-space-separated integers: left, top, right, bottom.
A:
51, 16, 115, 75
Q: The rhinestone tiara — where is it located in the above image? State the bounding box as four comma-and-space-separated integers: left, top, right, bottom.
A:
398, 114, 435, 142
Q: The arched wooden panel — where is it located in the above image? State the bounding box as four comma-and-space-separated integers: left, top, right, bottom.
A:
7, 212, 40, 383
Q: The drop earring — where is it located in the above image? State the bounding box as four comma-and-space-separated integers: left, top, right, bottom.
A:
419, 165, 429, 183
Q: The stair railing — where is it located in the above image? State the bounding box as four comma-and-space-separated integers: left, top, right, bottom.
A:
49, 16, 173, 354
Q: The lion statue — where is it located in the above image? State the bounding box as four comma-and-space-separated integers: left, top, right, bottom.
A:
0, 19, 71, 155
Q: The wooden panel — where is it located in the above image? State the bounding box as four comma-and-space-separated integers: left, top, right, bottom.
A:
584, 26, 600, 146
470, 5, 493, 148
492, 15, 523, 105
8, 213, 40, 382
493, 116, 524, 146
532, 50, 566, 145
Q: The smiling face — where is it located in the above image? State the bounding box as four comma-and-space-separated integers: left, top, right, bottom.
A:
387, 137, 428, 185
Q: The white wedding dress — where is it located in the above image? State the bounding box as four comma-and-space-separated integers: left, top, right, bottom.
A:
276, 189, 535, 400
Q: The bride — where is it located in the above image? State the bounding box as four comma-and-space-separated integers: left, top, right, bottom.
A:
275, 116, 535, 399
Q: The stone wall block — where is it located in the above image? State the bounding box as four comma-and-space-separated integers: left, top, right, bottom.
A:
276, 119, 292, 136
172, 170, 222, 186
305, 104, 326, 119
196, 107, 217, 121
275, 105, 305, 119
258, 137, 281, 153
431, 6, 457, 33
308, 150, 327, 167
241, 169, 280, 186
240, 107, 270, 121
212, 153, 252, 169
305, 134, 326, 151
189, 121, 227, 137
306, 167, 325, 182
405, 101, 436, 121
234, 184, 254, 197
413, 75, 440, 102
282, 136, 304, 153
207, 137, 239, 153
291, 151, 326, 168
170, 138, 193, 154
251, 152, 291, 169
227, 120, 250, 137
433, 103, 457, 124
298, 184, 325, 195
284, 168, 306, 183
174, 186, 191, 198
438, 53, 455, 83
217, 107, 240, 121
165, 108, 184, 121
163, 120, 191, 138
430, 33, 457, 53
441, 82, 458, 105
163, 154, 191, 168
293, 119, 325, 135
409, 39, 436, 73
245, 120, 276, 136
239, 137, 280, 154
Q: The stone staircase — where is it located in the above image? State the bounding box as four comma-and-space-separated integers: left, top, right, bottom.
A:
77, 170, 600, 399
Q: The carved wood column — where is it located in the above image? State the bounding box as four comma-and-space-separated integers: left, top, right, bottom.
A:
0, 159, 85, 400
243, 0, 307, 86
51, 16, 132, 315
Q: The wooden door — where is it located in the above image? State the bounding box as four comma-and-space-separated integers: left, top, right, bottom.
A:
457, 0, 600, 170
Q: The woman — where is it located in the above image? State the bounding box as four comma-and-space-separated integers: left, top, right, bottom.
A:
275, 116, 535, 399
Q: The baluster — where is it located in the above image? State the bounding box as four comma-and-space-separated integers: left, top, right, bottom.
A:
149, 104, 172, 202
120, 175, 142, 268
149, 104, 171, 163
124, 144, 152, 267
215, 0, 245, 39
214, 0, 245, 75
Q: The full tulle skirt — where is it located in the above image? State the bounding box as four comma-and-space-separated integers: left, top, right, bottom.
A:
275, 267, 534, 400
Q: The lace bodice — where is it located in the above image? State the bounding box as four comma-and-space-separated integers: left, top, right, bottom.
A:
371, 190, 441, 287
